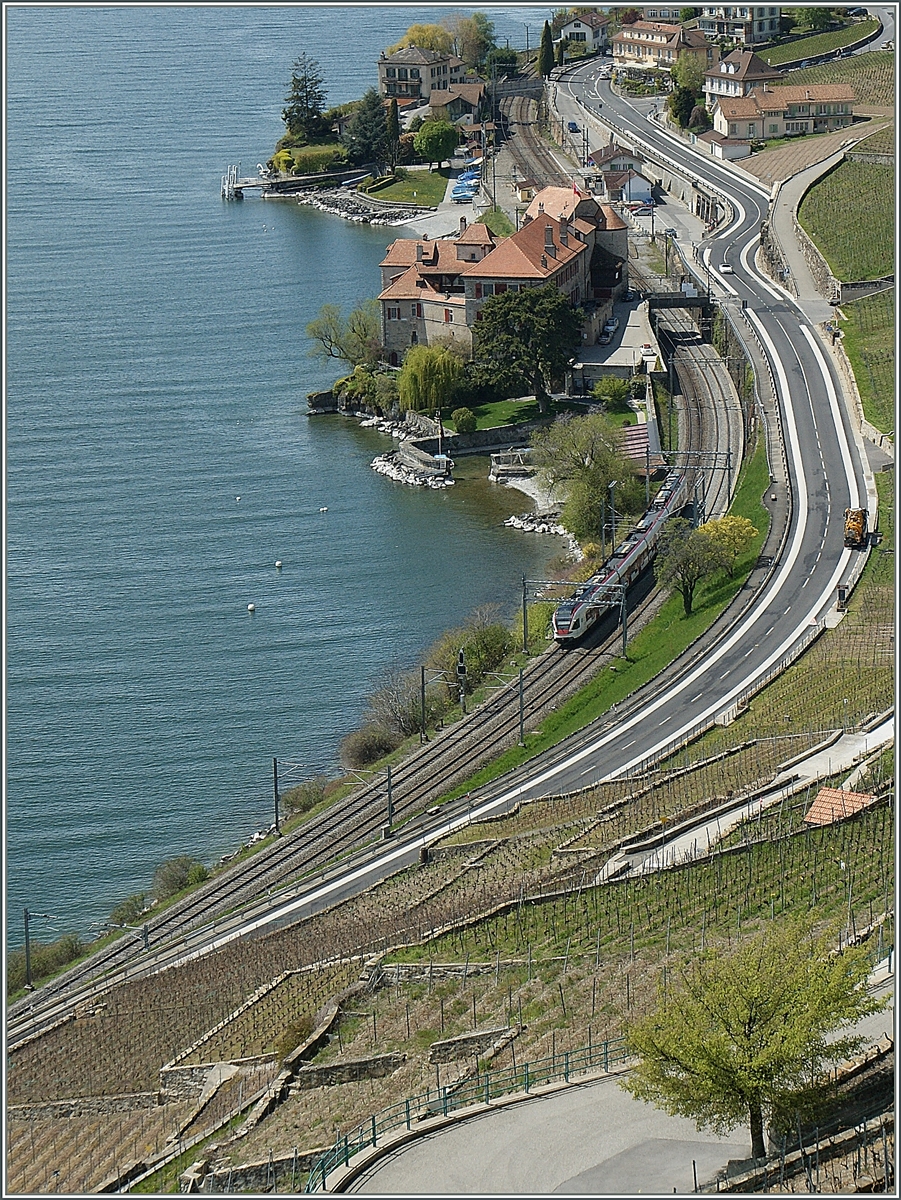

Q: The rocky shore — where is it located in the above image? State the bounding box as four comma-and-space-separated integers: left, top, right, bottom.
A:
294, 188, 431, 226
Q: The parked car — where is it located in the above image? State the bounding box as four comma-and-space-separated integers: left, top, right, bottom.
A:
623, 290, 637, 302
604, 316, 619, 333
598, 332, 612, 345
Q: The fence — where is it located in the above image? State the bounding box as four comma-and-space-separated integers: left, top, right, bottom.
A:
303, 1035, 628, 1192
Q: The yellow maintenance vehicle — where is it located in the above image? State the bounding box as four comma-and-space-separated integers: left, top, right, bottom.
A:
843, 507, 868, 548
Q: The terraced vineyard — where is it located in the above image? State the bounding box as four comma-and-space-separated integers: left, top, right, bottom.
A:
799, 160, 894, 280
840, 292, 896, 433
784, 50, 895, 106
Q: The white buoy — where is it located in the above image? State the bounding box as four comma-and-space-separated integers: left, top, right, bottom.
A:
247, 603, 255, 612
236, 496, 241, 501
275, 560, 282, 569
319, 506, 328, 512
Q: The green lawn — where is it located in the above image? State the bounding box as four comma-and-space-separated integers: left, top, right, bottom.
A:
370, 168, 452, 206
838, 291, 895, 434
761, 19, 880, 66
798, 159, 894, 281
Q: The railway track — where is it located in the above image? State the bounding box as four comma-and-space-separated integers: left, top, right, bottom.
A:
499, 89, 571, 188
8, 115, 744, 1048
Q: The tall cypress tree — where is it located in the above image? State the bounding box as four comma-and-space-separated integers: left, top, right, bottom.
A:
538, 20, 555, 77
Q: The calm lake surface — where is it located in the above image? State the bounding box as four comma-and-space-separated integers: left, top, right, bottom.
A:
5, 4, 556, 944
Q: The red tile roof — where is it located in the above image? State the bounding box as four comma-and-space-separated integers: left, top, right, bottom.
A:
803, 788, 877, 826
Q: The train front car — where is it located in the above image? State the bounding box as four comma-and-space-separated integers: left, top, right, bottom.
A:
551, 472, 687, 646
552, 585, 596, 644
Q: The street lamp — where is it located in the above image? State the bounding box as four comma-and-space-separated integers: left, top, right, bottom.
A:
524, 23, 531, 55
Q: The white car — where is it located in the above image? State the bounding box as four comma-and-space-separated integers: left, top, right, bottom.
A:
721, 263, 734, 275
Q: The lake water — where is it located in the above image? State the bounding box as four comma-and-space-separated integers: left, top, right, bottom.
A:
5, 4, 556, 944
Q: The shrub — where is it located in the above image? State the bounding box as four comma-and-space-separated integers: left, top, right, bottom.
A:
451, 406, 477, 433
281, 776, 329, 817
274, 1014, 314, 1061
7, 931, 85, 996
152, 855, 208, 902
340, 724, 402, 769
110, 893, 147, 926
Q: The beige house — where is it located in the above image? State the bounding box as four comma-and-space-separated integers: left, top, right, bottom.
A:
713, 83, 856, 141
376, 46, 467, 103
558, 11, 610, 53
612, 21, 719, 71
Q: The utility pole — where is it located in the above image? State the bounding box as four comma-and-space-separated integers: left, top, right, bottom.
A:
519, 668, 525, 747
23, 908, 57, 990
272, 757, 281, 835
457, 649, 467, 714
521, 575, 529, 653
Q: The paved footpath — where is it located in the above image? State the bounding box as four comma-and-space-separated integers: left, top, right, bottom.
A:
348, 1071, 749, 1195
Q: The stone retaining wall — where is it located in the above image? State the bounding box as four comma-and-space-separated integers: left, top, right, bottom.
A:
429, 1027, 512, 1064
291, 1053, 406, 1090
180, 1146, 329, 1193
9, 1091, 160, 1120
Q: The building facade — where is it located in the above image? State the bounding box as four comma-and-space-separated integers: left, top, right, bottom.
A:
558, 11, 610, 52
712, 83, 856, 140
378, 192, 628, 362
612, 21, 719, 71
377, 46, 467, 103
703, 48, 784, 109
697, 6, 781, 45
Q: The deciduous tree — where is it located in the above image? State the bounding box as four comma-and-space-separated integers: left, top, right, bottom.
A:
386, 23, 454, 55
654, 517, 730, 614
531, 411, 643, 542
413, 119, 459, 169
282, 53, 328, 141
451, 13, 496, 67
696, 514, 759, 577
623, 919, 882, 1160
474, 284, 583, 414
671, 53, 704, 93
306, 299, 382, 369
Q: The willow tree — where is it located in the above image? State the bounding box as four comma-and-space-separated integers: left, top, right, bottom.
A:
397, 345, 464, 411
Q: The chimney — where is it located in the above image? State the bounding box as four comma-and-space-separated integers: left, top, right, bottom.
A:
459, 216, 467, 233
541, 254, 548, 270
538, 201, 544, 214
544, 225, 556, 258
416, 243, 424, 262
560, 219, 569, 247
